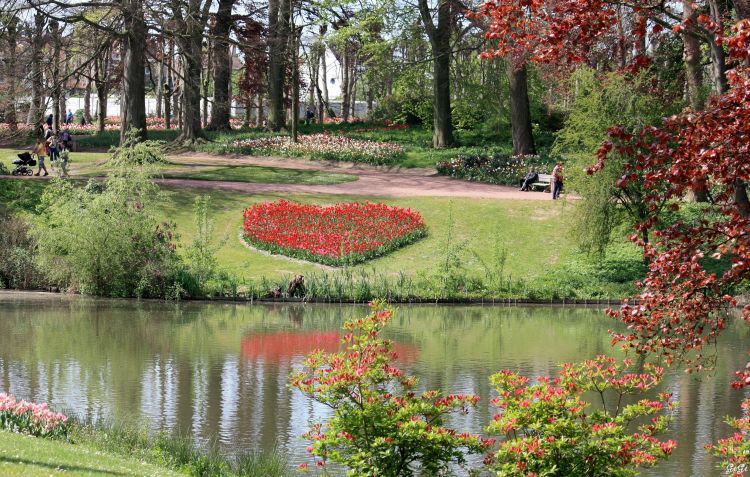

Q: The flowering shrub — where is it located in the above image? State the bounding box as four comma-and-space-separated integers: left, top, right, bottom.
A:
485, 355, 677, 476
233, 134, 405, 165
242, 200, 426, 266
707, 399, 750, 477
436, 154, 555, 186
0, 393, 69, 438
290, 301, 491, 475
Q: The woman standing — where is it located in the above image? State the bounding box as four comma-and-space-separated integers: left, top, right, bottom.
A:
551, 162, 564, 200
33, 139, 48, 176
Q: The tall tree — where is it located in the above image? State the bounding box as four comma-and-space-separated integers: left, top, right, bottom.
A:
207, 0, 235, 130
169, 0, 212, 142
682, 0, 703, 110
267, 0, 291, 130
27, 12, 45, 127
507, 62, 535, 155
49, 19, 62, 131
417, 0, 454, 147
2, 14, 18, 130
120, 0, 148, 142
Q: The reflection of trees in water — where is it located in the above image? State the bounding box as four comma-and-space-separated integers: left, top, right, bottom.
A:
0, 300, 748, 474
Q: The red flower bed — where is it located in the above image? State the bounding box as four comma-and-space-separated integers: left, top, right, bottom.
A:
242, 200, 427, 266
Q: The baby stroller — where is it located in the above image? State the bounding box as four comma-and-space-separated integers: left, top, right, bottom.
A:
12, 152, 37, 176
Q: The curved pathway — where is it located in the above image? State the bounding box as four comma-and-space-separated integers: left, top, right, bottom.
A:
159, 152, 559, 200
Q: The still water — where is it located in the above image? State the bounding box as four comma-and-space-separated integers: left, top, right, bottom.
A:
0, 291, 748, 476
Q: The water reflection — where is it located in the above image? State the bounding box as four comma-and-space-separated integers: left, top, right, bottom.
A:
0, 292, 748, 476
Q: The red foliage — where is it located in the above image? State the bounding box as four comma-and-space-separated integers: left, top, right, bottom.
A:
236, 19, 267, 101
588, 22, 750, 379
476, 0, 619, 65
242, 200, 427, 266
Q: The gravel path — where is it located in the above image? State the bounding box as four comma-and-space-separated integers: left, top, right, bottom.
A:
159, 152, 560, 200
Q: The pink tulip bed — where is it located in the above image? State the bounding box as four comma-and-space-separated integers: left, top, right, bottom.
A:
0, 393, 69, 438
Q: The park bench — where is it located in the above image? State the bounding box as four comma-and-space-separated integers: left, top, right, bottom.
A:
530, 173, 552, 192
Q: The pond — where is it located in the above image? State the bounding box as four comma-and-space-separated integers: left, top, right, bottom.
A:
0, 291, 747, 476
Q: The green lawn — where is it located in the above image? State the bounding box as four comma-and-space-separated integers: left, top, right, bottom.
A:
157, 186, 574, 281
0, 431, 183, 476
0, 149, 357, 186
1, 177, 639, 298
163, 165, 357, 185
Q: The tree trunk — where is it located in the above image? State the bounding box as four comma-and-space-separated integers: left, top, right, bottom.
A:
431, 31, 453, 147
121, 0, 148, 143
156, 39, 164, 118
202, 41, 211, 128
256, 93, 264, 125
418, 0, 454, 148
320, 35, 330, 118
165, 38, 174, 129
97, 89, 107, 132
228, 45, 234, 121
708, 0, 728, 94
4, 16, 18, 131
50, 20, 62, 132
94, 49, 110, 133
83, 71, 92, 124
366, 87, 373, 117
267, 0, 291, 131
174, 53, 183, 131
244, 95, 252, 127
349, 66, 357, 118
291, 27, 300, 142
178, 33, 206, 141
341, 51, 350, 121
208, 0, 234, 130
507, 62, 536, 155
735, 179, 750, 219
27, 13, 45, 126
682, 1, 703, 111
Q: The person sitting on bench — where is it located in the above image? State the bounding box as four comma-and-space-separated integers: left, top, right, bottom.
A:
520, 167, 538, 191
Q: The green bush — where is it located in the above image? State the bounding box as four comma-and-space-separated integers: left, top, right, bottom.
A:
32, 134, 183, 298
0, 212, 45, 289
558, 68, 677, 256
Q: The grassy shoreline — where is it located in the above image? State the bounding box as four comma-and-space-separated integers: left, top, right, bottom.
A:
0, 419, 292, 477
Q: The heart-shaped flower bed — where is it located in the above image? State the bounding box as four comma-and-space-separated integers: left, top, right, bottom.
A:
242, 200, 427, 266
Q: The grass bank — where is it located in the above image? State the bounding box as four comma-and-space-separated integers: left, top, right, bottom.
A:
0, 419, 292, 477
0, 430, 182, 476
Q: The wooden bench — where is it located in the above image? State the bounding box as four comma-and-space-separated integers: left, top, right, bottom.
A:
530, 173, 552, 192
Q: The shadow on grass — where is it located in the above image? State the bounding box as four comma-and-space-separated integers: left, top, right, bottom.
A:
0, 455, 127, 475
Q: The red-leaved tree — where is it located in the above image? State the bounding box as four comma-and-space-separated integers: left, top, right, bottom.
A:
590, 19, 750, 384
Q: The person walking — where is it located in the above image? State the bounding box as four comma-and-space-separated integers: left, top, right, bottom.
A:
305, 107, 315, 125
551, 162, 564, 200
45, 126, 59, 164
66, 109, 73, 125
60, 126, 73, 150
33, 139, 48, 176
